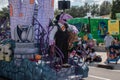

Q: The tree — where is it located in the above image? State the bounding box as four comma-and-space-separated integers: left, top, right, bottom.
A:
111, 0, 120, 19
0, 7, 9, 18
0, 7, 10, 34
91, 3, 99, 16
65, 6, 83, 17
0, 7, 9, 27
54, 2, 100, 18
65, 3, 91, 18
83, 3, 91, 14
100, 1, 112, 16
54, 9, 61, 17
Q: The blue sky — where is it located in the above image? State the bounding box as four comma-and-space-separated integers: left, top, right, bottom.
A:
0, 0, 112, 10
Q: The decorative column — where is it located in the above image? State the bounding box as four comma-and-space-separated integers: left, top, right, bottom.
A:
34, 0, 54, 40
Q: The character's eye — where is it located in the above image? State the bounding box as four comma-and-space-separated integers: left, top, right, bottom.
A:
63, 19, 67, 22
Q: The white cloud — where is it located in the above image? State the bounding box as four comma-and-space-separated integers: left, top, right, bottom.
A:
0, 0, 8, 10
67, 0, 112, 4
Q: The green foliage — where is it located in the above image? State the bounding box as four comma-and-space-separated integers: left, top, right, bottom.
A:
0, 7, 9, 27
111, 0, 120, 19
0, 7, 9, 18
65, 6, 86, 17
55, 1, 111, 18
91, 3, 100, 16
65, 3, 92, 18
100, 1, 112, 16
54, 9, 61, 18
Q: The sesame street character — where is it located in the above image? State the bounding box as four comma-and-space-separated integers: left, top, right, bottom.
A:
49, 13, 78, 64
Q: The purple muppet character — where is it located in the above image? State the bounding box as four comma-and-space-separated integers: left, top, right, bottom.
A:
49, 13, 78, 66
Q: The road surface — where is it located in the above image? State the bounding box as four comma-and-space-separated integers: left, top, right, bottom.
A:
86, 66, 120, 80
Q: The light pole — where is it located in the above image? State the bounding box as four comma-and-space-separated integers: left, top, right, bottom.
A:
88, 17, 91, 33
87, 13, 91, 33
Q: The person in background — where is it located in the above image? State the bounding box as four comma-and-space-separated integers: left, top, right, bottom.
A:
108, 47, 116, 59
87, 32, 93, 40
104, 32, 114, 59
87, 32, 95, 48
113, 37, 119, 49
87, 39, 95, 48
85, 48, 97, 63
109, 37, 120, 59
83, 33, 88, 49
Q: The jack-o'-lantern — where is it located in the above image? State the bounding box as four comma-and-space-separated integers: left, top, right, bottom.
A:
35, 54, 42, 60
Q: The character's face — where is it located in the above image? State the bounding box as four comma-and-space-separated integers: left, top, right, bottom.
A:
58, 13, 73, 25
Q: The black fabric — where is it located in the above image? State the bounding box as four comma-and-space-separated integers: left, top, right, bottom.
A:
85, 56, 102, 63
55, 14, 61, 21
55, 24, 69, 64
94, 56, 102, 62
17, 26, 22, 40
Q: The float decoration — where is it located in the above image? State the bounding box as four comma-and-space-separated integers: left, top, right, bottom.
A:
0, 0, 89, 80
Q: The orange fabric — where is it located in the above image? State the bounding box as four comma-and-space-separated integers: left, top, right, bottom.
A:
83, 35, 88, 41
30, 0, 34, 4
51, 0, 54, 7
61, 26, 65, 31
10, 4, 13, 16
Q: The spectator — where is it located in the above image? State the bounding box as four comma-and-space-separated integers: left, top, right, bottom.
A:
87, 32, 93, 40
104, 32, 114, 58
113, 37, 119, 49
85, 48, 102, 63
108, 47, 116, 59
85, 48, 97, 63
87, 39, 95, 48
83, 34, 88, 49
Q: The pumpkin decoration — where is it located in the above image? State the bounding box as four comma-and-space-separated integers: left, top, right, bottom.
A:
35, 54, 42, 60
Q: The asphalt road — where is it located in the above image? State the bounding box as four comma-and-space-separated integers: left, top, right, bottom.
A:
85, 66, 120, 80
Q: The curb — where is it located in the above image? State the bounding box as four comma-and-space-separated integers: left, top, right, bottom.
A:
88, 62, 120, 70
94, 46, 106, 52
97, 64, 114, 69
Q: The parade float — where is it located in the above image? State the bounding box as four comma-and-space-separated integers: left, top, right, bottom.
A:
0, 0, 89, 80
